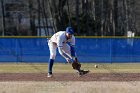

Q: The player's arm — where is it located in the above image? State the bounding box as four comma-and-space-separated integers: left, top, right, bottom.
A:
58, 47, 72, 63
69, 35, 77, 60
58, 47, 69, 59
69, 37, 81, 70
57, 36, 72, 62
70, 45, 76, 59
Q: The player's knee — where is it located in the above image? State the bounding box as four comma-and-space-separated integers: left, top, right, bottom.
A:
50, 54, 56, 59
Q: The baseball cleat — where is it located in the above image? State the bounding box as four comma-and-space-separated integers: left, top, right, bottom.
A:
47, 73, 53, 78
77, 70, 89, 76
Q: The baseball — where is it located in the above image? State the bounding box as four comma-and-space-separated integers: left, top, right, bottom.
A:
95, 65, 98, 68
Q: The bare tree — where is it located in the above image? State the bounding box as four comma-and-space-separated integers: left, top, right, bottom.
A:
1, 0, 6, 36
0, 0, 137, 36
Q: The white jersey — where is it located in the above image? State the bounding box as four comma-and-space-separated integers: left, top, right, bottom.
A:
50, 31, 75, 47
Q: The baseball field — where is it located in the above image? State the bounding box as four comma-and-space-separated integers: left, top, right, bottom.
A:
0, 63, 140, 93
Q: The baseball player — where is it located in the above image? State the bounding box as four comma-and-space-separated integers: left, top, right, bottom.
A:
47, 27, 89, 77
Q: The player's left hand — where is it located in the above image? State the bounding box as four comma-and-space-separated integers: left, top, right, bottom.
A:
72, 59, 81, 70
73, 57, 78, 62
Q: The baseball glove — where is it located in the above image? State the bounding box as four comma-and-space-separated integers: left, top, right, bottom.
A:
72, 58, 81, 70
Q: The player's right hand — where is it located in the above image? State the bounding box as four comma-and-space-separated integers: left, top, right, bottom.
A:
66, 58, 72, 63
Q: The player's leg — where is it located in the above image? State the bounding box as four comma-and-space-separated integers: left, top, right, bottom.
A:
48, 42, 57, 77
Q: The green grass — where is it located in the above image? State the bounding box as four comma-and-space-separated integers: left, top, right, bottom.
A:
0, 63, 140, 73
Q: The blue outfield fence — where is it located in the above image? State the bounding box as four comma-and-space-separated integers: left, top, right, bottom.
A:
0, 37, 140, 63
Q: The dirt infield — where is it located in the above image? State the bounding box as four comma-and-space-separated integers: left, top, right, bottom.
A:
0, 73, 140, 81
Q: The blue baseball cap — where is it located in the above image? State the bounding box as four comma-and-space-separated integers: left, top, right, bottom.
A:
66, 27, 74, 35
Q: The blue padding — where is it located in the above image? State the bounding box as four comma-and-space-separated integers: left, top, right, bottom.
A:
0, 38, 139, 63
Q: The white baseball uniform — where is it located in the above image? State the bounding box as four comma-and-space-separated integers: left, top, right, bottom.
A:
48, 31, 75, 60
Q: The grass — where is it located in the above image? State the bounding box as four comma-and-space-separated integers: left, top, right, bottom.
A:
0, 63, 140, 73
0, 63, 140, 93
